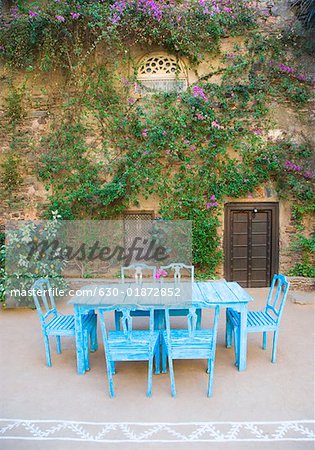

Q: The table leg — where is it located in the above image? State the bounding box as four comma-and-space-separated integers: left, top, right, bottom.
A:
74, 306, 86, 375
238, 304, 248, 371
154, 309, 164, 331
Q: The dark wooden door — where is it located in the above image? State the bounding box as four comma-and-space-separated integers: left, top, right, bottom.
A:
224, 203, 279, 287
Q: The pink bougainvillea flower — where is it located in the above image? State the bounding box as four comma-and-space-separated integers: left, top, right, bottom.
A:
183, 139, 190, 145
55, 15, 65, 22
29, 11, 38, 17
154, 268, 168, 279
296, 73, 307, 81
165, 149, 171, 154
192, 85, 208, 102
210, 194, 216, 201
303, 171, 313, 179
206, 201, 218, 209
211, 120, 221, 129
278, 63, 294, 74
142, 128, 148, 137
190, 145, 196, 151
251, 128, 263, 135
127, 97, 136, 105
197, 113, 205, 121
70, 12, 80, 19
284, 160, 302, 172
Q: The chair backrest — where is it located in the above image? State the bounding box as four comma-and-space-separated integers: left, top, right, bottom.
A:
99, 307, 154, 349
121, 264, 156, 282
265, 274, 290, 324
165, 305, 220, 345
160, 263, 194, 282
32, 278, 57, 324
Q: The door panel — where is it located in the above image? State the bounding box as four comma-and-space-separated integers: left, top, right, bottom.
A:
224, 203, 279, 288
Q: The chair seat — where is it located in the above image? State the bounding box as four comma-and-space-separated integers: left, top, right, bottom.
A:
227, 309, 277, 329
163, 329, 213, 345
46, 313, 95, 335
108, 330, 160, 360
108, 330, 160, 345
162, 329, 215, 359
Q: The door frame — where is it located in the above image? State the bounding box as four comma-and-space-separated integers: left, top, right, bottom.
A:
224, 202, 279, 286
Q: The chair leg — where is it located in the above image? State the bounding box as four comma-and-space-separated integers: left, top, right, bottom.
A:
106, 362, 115, 398
44, 335, 52, 367
196, 309, 202, 329
262, 332, 267, 350
147, 357, 153, 397
272, 330, 279, 363
111, 362, 116, 374
161, 340, 167, 373
168, 355, 176, 397
207, 359, 214, 397
90, 318, 98, 352
56, 336, 61, 354
234, 328, 239, 367
225, 311, 232, 348
83, 331, 90, 371
114, 311, 120, 331
155, 344, 160, 375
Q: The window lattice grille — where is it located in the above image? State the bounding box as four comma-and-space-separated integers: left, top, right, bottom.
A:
137, 54, 187, 93
124, 213, 154, 262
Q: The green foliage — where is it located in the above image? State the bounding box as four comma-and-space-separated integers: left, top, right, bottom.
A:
0, 2, 313, 278
288, 230, 315, 277
4, 216, 68, 306
0, 1, 255, 68
0, 153, 22, 198
4, 83, 26, 124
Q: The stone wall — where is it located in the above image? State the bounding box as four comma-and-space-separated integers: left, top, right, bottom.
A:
0, 0, 313, 278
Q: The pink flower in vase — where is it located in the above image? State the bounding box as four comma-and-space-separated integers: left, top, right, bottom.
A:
155, 269, 168, 279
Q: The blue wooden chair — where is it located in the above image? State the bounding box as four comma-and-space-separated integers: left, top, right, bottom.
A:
160, 263, 202, 329
99, 307, 160, 398
32, 278, 98, 368
226, 274, 290, 364
114, 264, 156, 330
161, 306, 220, 397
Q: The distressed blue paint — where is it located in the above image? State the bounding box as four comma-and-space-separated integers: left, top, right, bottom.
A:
115, 264, 157, 330
161, 306, 220, 397
32, 278, 97, 369
160, 263, 202, 329
226, 274, 290, 365
70, 279, 253, 374
99, 307, 160, 398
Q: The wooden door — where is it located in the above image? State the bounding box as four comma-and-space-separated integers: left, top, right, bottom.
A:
224, 203, 279, 287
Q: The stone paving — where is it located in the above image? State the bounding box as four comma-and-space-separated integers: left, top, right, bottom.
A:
0, 288, 314, 449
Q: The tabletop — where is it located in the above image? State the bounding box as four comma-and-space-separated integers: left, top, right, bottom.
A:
68, 280, 253, 309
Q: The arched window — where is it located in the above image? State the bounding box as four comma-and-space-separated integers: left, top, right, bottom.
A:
136, 53, 188, 94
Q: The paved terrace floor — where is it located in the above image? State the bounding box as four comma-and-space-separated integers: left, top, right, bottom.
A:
0, 288, 314, 450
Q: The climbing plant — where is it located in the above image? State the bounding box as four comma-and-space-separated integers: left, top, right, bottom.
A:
0, 1, 314, 279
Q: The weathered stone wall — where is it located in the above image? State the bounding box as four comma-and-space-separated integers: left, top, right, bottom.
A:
0, 0, 313, 278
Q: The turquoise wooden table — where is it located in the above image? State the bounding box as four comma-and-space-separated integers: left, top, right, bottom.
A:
68, 280, 253, 375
